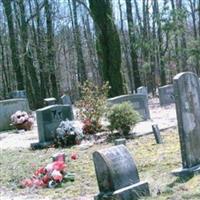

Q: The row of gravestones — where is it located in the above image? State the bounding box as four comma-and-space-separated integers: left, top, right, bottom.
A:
93, 72, 200, 200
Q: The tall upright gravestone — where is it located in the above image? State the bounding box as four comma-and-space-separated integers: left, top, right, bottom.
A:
172, 72, 200, 176
93, 145, 150, 200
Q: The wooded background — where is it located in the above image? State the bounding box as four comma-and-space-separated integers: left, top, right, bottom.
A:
0, 0, 200, 108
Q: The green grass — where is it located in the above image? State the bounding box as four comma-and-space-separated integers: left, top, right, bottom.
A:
1, 129, 200, 199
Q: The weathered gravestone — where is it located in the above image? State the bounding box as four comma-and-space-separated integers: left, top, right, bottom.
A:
158, 84, 175, 106
0, 99, 30, 131
44, 97, 56, 106
60, 95, 72, 105
9, 90, 26, 98
137, 86, 148, 96
31, 105, 74, 148
114, 138, 126, 146
108, 94, 150, 120
172, 72, 200, 176
93, 145, 150, 200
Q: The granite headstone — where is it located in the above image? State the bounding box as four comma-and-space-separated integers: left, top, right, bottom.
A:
172, 72, 200, 176
0, 99, 30, 131
9, 90, 26, 98
137, 86, 148, 95
108, 94, 150, 120
158, 84, 175, 106
60, 95, 72, 105
32, 105, 74, 148
93, 145, 150, 200
44, 97, 56, 106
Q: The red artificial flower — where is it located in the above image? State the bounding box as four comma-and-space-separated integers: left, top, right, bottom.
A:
34, 167, 46, 176
71, 153, 78, 160
21, 178, 33, 188
32, 178, 46, 188
51, 170, 63, 182
52, 161, 66, 171
42, 174, 50, 184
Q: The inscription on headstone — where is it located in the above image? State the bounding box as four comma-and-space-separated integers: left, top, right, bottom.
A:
158, 84, 175, 106
33, 105, 74, 148
93, 145, 150, 200
108, 94, 150, 120
172, 72, 200, 176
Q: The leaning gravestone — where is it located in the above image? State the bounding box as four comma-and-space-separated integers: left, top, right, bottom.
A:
158, 84, 175, 106
9, 90, 26, 98
31, 105, 74, 148
137, 86, 148, 96
172, 72, 200, 176
108, 94, 150, 120
60, 95, 72, 105
0, 99, 30, 131
93, 145, 150, 200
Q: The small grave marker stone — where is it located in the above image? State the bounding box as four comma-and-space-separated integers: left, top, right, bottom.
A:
137, 86, 148, 95
44, 97, 56, 106
158, 84, 175, 106
60, 95, 72, 105
114, 138, 126, 146
152, 124, 163, 144
108, 94, 150, 120
31, 105, 74, 148
172, 72, 200, 176
93, 145, 150, 200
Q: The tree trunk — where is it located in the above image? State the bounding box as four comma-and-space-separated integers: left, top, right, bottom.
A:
89, 0, 125, 97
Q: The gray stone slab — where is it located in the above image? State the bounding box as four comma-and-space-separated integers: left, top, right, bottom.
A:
137, 86, 148, 95
36, 105, 74, 144
172, 72, 200, 176
9, 90, 26, 98
158, 84, 175, 106
60, 95, 72, 105
0, 99, 30, 131
93, 145, 150, 200
152, 124, 163, 144
108, 94, 150, 120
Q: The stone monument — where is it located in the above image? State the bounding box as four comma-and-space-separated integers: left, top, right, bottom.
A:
172, 72, 200, 176
93, 145, 150, 200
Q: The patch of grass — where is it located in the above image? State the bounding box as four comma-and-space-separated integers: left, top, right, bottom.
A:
1, 129, 200, 199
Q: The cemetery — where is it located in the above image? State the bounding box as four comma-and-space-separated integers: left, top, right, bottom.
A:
1, 0, 200, 199
0, 72, 200, 200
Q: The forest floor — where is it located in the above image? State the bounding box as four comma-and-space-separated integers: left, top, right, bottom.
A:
1, 98, 199, 200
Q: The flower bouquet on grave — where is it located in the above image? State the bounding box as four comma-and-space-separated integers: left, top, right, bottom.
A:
10, 110, 34, 131
21, 152, 76, 189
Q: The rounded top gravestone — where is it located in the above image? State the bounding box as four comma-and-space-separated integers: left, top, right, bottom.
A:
93, 145, 140, 193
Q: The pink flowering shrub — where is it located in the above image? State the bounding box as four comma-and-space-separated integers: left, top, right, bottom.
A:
10, 110, 34, 130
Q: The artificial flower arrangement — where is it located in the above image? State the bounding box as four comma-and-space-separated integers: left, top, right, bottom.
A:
21, 152, 77, 188
10, 110, 34, 130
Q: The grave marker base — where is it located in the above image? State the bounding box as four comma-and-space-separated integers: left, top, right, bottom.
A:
172, 164, 200, 177
30, 141, 54, 149
94, 181, 150, 200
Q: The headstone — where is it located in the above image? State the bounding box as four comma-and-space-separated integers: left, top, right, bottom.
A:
44, 97, 56, 106
158, 84, 175, 106
137, 86, 148, 95
172, 72, 200, 176
114, 138, 126, 146
9, 90, 26, 98
60, 95, 72, 105
108, 94, 150, 120
31, 105, 74, 148
93, 145, 150, 200
0, 99, 30, 131
152, 124, 163, 144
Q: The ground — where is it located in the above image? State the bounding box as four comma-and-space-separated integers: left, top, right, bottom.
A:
0, 98, 200, 200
